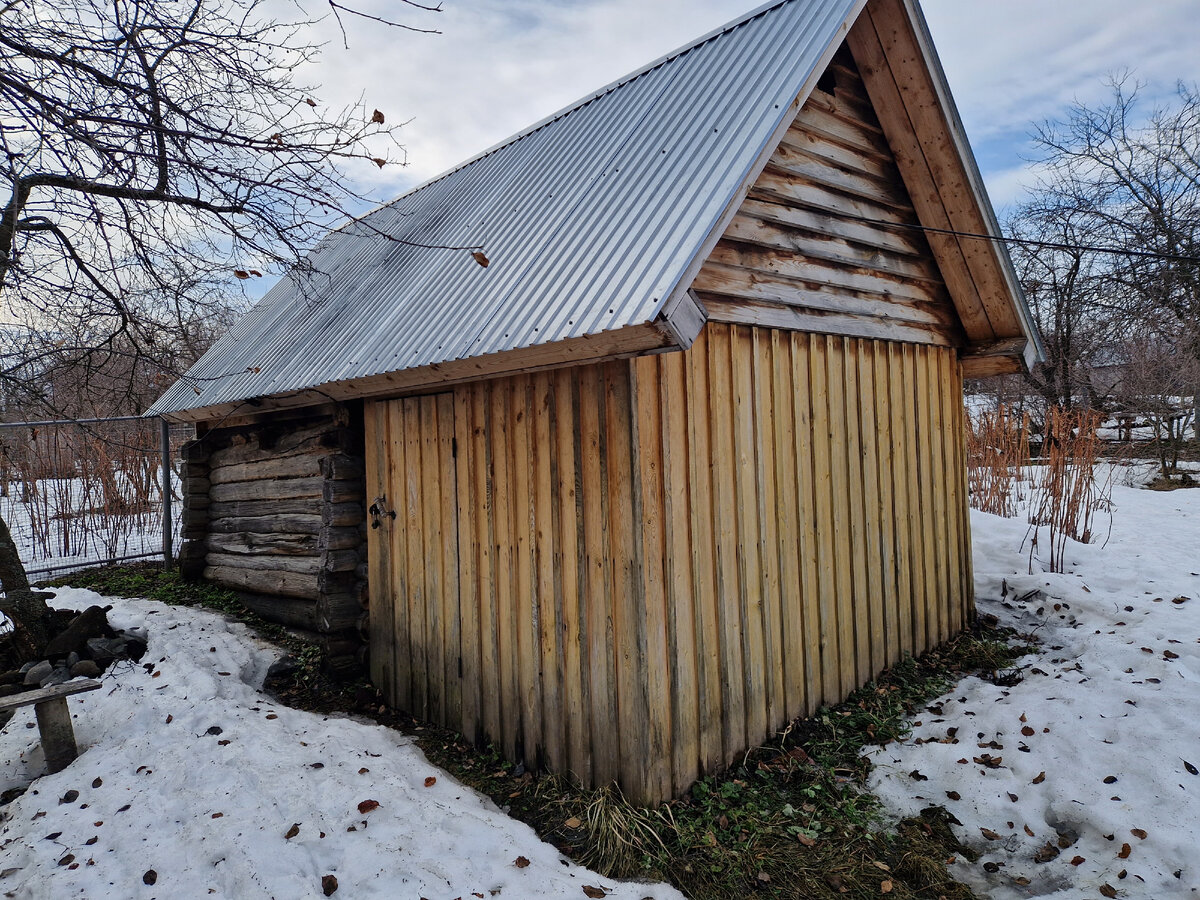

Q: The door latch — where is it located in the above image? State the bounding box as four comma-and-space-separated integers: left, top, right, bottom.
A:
369, 495, 396, 529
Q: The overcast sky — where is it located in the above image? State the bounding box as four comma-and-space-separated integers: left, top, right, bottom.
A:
308, 0, 1200, 217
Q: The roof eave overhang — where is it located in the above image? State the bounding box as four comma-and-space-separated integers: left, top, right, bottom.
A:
155, 320, 681, 425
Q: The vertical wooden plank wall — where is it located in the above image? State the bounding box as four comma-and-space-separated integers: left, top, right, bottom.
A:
364, 324, 971, 805
628, 323, 970, 798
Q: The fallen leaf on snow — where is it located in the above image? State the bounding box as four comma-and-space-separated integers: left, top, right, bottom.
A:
357, 800, 380, 814
514, 856, 530, 869
1032, 771, 1046, 785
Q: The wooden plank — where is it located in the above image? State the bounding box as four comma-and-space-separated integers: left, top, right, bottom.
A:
208, 515, 323, 535
630, 356, 672, 802
864, 0, 1018, 337
209, 477, 323, 503
704, 242, 949, 307
204, 551, 318, 576
927, 350, 951, 645
773, 332, 805, 717
845, 12, 996, 343
455, 388, 481, 744
604, 361, 648, 801
708, 324, 746, 763
0, 679, 101, 713
808, 333, 837, 707
579, 366, 618, 786
489, 379, 519, 761
778, 123, 902, 185
386, 400, 410, 710
661, 350, 700, 792
437, 393, 461, 729
699, 295, 958, 349
841, 339, 871, 688
856, 341, 886, 679
205, 532, 318, 556
474, 385, 501, 747
937, 350, 965, 635
401, 398, 425, 717
791, 104, 894, 162
686, 329, 724, 772
752, 329, 786, 735
826, 336, 856, 699
509, 375, 541, 766
720, 213, 949, 288
892, 344, 917, 658
169, 321, 679, 425
910, 349, 935, 652
418, 396, 443, 726
731, 325, 767, 748
737, 197, 930, 259
553, 367, 589, 784
208, 454, 321, 485
872, 342, 900, 669
763, 150, 914, 213
533, 372, 562, 774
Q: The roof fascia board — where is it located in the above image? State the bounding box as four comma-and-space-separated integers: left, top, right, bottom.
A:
896, 0, 1044, 367
162, 321, 676, 424
654, 0, 868, 340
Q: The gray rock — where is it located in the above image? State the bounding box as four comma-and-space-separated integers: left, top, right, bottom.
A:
86, 637, 124, 664
19, 661, 37, 675
23, 660, 52, 686
67, 652, 80, 668
0, 684, 27, 698
69, 660, 102, 679
39, 667, 71, 688
266, 656, 297, 679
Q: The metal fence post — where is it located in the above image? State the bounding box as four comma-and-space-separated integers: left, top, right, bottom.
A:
161, 417, 173, 570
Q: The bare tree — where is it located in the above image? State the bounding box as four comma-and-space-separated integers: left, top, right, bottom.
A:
0, 0, 431, 647
1027, 77, 1200, 434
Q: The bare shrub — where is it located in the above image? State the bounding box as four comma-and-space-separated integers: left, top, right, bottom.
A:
1025, 407, 1116, 573
967, 404, 1031, 517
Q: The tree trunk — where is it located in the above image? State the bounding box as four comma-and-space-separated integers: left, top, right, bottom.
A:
0, 512, 53, 656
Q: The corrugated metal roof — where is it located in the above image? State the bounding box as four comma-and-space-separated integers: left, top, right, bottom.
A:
149, 0, 863, 416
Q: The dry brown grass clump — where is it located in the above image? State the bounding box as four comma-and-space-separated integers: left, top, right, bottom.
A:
966, 404, 1030, 517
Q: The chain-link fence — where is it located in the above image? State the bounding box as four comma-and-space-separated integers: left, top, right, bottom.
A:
0, 416, 191, 578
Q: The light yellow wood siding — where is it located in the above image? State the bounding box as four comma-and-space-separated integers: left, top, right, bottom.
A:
365, 324, 970, 806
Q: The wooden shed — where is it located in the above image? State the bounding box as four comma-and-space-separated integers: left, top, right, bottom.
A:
152, 0, 1042, 805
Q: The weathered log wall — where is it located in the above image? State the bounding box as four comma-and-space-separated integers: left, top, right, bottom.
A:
179, 406, 367, 669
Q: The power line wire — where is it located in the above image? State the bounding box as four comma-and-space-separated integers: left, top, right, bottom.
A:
829, 209, 1200, 264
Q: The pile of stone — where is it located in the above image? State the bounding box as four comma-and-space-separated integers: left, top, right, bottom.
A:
0, 604, 147, 699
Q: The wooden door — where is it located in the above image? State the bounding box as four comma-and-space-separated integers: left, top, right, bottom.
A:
364, 393, 461, 727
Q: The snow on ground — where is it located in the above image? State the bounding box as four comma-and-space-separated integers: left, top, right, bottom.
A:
0, 589, 683, 900
865, 484, 1200, 899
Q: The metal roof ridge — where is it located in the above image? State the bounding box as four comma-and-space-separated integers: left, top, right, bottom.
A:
334, 0, 798, 234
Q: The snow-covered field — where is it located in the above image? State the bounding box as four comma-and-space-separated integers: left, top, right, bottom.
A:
2, 479, 1197, 898
866, 484, 1200, 898
0, 591, 683, 900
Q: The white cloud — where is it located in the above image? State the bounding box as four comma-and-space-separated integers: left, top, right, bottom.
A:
298, 0, 1200, 210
